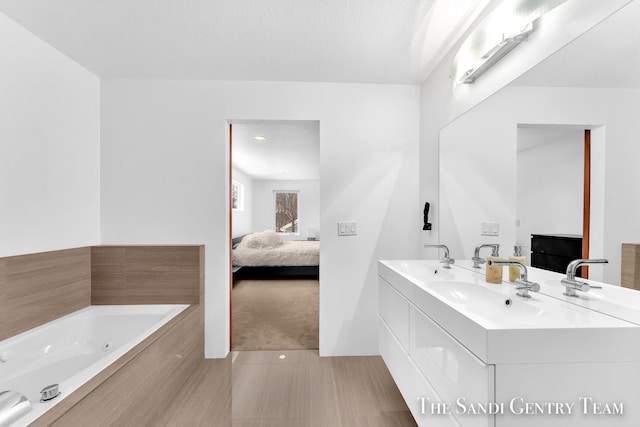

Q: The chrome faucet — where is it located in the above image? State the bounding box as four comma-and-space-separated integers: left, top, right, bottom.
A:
488, 259, 540, 298
424, 244, 455, 268
472, 244, 500, 268
561, 259, 608, 297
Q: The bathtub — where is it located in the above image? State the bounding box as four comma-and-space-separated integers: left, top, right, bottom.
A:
0, 304, 189, 426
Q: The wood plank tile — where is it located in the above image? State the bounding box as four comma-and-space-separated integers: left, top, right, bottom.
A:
3, 247, 91, 339
269, 349, 319, 364
47, 305, 203, 427
0, 259, 6, 339
157, 358, 232, 426
232, 363, 271, 420
309, 358, 340, 419
91, 264, 127, 287
234, 419, 316, 427
41, 348, 413, 426
32, 306, 201, 426
232, 350, 274, 365
329, 357, 362, 418
91, 247, 126, 265
364, 356, 410, 414
255, 362, 303, 419
337, 414, 417, 427
126, 246, 201, 266
199, 245, 205, 304
91, 245, 202, 305
227, 350, 414, 426
622, 243, 640, 290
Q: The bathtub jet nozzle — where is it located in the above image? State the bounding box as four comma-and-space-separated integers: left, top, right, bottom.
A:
40, 384, 60, 402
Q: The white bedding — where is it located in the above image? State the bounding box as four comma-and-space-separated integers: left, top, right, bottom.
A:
233, 231, 319, 267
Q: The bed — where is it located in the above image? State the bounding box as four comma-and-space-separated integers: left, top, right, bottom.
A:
232, 230, 319, 280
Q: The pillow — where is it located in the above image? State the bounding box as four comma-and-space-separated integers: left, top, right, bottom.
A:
241, 230, 284, 249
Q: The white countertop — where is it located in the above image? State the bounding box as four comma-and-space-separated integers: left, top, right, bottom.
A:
379, 259, 640, 365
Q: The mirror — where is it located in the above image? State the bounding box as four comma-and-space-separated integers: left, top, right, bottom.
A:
439, 1, 640, 285
516, 125, 585, 266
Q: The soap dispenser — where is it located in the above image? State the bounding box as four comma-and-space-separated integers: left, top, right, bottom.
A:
509, 245, 527, 282
485, 246, 503, 284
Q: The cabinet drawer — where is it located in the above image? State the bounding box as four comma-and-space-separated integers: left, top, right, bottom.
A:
379, 317, 460, 427
410, 306, 494, 427
379, 316, 411, 403
379, 277, 410, 350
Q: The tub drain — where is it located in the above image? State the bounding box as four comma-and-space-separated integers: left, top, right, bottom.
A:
40, 384, 60, 402
102, 342, 113, 352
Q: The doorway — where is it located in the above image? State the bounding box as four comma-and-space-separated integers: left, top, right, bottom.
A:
228, 120, 320, 351
516, 125, 592, 277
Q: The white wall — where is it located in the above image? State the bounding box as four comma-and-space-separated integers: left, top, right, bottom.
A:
517, 130, 584, 264
0, 12, 100, 257
231, 167, 253, 238
439, 85, 640, 284
100, 80, 420, 358
420, 0, 633, 260
253, 179, 320, 240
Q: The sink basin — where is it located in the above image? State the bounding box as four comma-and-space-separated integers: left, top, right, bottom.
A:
426, 280, 548, 325
538, 276, 640, 326
453, 259, 640, 326
378, 259, 640, 364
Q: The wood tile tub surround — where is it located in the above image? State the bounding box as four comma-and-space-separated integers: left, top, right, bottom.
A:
0, 258, 6, 340
622, 243, 640, 290
0, 245, 206, 425
0, 245, 204, 341
31, 304, 205, 427
91, 245, 203, 305
0, 247, 91, 341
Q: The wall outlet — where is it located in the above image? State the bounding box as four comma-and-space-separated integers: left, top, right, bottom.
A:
338, 221, 357, 236
481, 222, 500, 236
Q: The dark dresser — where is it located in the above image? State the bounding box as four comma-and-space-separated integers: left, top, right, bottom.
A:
531, 234, 583, 275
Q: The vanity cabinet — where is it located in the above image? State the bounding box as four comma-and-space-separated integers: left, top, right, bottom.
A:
379, 277, 493, 427
379, 260, 640, 427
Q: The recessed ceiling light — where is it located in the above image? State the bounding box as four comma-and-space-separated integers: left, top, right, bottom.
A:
254, 136, 267, 142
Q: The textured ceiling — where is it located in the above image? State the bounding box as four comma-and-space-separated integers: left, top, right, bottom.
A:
0, 0, 425, 83
0, 0, 494, 84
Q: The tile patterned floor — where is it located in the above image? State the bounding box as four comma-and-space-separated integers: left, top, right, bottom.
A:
158, 350, 417, 426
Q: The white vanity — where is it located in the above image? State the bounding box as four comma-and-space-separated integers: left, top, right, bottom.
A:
378, 260, 640, 427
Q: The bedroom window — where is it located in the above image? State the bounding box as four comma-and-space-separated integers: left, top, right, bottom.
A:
232, 180, 244, 211
274, 191, 299, 234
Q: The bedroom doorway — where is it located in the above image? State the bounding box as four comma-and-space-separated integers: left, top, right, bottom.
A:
228, 120, 320, 351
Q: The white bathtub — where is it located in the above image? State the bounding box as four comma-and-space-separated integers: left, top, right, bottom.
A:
0, 304, 189, 426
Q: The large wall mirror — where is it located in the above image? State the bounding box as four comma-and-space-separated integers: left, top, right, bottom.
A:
439, 1, 640, 285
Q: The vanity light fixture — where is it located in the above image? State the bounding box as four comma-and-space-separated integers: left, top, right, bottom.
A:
452, 0, 567, 86
459, 22, 534, 84
253, 136, 267, 142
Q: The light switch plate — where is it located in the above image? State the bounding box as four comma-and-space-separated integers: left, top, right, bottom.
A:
481, 222, 500, 236
338, 221, 357, 236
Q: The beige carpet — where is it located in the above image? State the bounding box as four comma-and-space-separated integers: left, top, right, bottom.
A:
232, 279, 319, 351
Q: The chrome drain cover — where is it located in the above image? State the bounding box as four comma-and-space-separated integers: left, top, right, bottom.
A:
40, 384, 60, 402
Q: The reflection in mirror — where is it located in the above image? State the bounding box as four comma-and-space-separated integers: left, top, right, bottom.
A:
516, 125, 584, 266
439, 0, 640, 285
